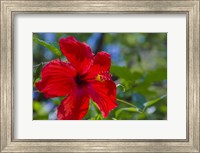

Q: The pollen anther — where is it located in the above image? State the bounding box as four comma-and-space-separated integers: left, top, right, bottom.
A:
96, 71, 111, 82
96, 74, 104, 82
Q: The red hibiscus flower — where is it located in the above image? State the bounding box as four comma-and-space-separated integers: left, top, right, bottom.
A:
35, 36, 117, 120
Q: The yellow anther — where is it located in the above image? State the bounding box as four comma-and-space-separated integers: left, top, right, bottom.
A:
96, 74, 104, 82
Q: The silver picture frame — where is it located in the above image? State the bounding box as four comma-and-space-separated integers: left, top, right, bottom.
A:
0, 0, 199, 152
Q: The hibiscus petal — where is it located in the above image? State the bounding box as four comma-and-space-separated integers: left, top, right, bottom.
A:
93, 51, 111, 71
35, 59, 77, 98
57, 88, 90, 120
83, 51, 111, 81
59, 36, 94, 74
87, 80, 117, 118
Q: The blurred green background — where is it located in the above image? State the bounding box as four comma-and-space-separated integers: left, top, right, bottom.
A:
33, 33, 167, 120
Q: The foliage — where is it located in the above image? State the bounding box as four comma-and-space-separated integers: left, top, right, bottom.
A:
33, 33, 167, 120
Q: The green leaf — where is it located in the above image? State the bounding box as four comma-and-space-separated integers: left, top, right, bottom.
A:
49, 42, 60, 49
33, 63, 43, 83
115, 107, 141, 118
132, 93, 147, 109
33, 101, 41, 111
110, 65, 135, 81
33, 37, 61, 57
95, 114, 103, 120
33, 114, 48, 120
89, 114, 103, 120
145, 68, 167, 83
51, 98, 61, 106
143, 95, 167, 109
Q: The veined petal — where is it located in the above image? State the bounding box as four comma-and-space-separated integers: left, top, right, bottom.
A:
57, 88, 90, 120
83, 51, 111, 82
93, 51, 111, 71
35, 59, 77, 98
87, 80, 117, 118
59, 36, 94, 74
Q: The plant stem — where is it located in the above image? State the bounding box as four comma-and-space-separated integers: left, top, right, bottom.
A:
116, 98, 137, 108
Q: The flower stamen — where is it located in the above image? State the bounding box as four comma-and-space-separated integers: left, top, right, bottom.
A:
96, 71, 112, 82
96, 74, 104, 82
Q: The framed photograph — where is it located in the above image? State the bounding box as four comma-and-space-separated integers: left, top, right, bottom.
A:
1, 0, 199, 152
32, 32, 167, 121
